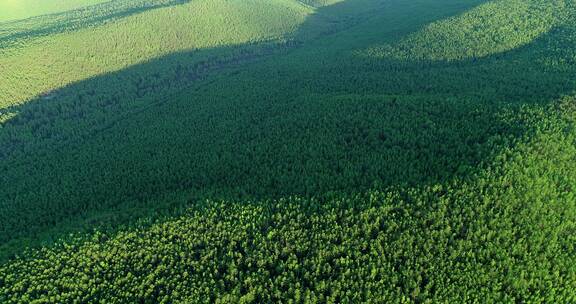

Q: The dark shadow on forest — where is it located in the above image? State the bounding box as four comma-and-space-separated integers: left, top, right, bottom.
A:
0, 0, 191, 49
4, 0, 574, 261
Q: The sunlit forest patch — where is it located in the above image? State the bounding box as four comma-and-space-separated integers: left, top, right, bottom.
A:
361, 0, 566, 61
0, 0, 311, 109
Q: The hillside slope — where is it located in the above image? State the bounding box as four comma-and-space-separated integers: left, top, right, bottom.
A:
0, 0, 110, 22
0, 0, 311, 109
1, 0, 575, 302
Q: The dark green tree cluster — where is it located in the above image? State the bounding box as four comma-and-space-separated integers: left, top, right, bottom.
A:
2, 0, 574, 250
1, 104, 575, 301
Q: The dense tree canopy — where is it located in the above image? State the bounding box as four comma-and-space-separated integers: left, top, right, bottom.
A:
0, 0, 575, 302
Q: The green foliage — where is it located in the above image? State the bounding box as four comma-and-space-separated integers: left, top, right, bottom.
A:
1, 105, 576, 302
0, 0, 110, 23
1, 0, 576, 302
362, 0, 568, 61
297, 0, 346, 7
0, 0, 311, 108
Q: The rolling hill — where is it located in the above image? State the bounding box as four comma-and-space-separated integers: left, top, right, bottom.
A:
1, 0, 575, 302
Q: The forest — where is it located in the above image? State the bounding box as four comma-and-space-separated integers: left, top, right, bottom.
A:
0, 0, 575, 302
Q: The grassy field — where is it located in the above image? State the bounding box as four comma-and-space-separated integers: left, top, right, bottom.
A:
0, 0, 112, 22
1, 0, 575, 302
0, 0, 312, 108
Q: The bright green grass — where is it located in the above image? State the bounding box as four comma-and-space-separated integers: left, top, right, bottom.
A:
1, 0, 575, 302
0, 0, 111, 23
